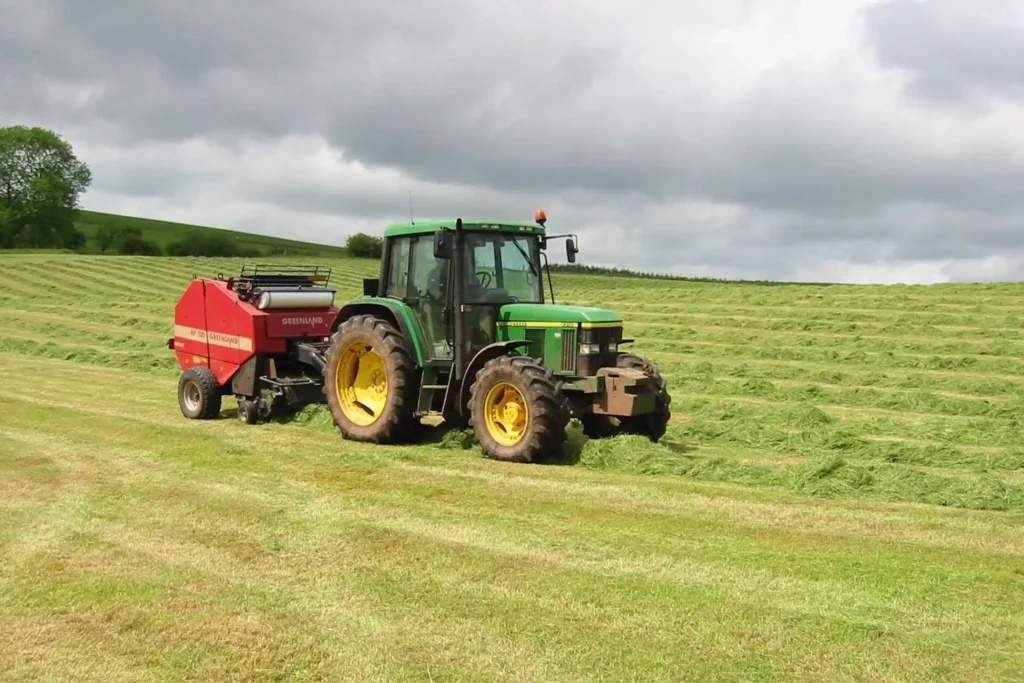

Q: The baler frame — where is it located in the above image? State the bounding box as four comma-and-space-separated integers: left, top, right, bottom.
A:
171, 263, 339, 424
231, 264, 333, 301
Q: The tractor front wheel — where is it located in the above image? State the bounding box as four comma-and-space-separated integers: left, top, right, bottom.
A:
323, 314, 418, 444
469, 355, 570, 464
178, 366, 222, 420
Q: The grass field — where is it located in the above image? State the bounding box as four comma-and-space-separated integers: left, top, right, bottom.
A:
2, 252, 1023, 681
74, 210, 350, 257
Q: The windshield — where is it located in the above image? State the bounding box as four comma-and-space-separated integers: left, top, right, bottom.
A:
463, 232, 542, 304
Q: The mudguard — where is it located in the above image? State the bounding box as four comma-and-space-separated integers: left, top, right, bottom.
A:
331, 299, 428, 367
453, 340, 533, 419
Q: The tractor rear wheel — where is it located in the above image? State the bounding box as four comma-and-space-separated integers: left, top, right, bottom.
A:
469, 355, 570, 463
178, 366, 222, 420
581, 353, 671, 442
323, 314, 418, 444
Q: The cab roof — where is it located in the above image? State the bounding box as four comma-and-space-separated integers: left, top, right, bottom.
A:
383, 219, 546, 239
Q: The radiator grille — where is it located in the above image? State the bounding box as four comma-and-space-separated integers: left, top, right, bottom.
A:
561, 328, 577, 372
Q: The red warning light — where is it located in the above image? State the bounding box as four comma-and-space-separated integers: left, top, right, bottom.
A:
534, 208, 547, 226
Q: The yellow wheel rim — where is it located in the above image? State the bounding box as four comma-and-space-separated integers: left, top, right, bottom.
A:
334, 340, 388, 426
483, 381, 529, 447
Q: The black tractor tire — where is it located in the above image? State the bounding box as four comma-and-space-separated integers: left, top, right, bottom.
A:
323, 314, 419, 444
469, 355, 571, 464
178, 366, 222, 420
581, 353, 671, 442
579, 412, 622, 439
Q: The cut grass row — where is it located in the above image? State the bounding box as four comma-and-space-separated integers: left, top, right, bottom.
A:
5, 305, 1024, 395
6, 320, 1022, 391
4, 253, 1024, 513
2, 354, 1023, 681
8, 316, 1024, 430
4, 313, 1022, 469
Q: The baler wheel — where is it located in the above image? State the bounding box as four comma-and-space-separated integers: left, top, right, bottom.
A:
323, 314, 418, 444
469, 355, 571, 464
237, 398, 259, 424
178, 366, 222, 420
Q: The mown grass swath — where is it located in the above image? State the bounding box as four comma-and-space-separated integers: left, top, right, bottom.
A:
2, 251, 1023, 681
3, 253, 1024, 511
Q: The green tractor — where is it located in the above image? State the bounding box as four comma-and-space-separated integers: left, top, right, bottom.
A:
323, 210, 671, 463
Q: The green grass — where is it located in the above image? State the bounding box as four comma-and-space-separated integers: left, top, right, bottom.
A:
74, 210, 351, 257
1, 252, 1023, 681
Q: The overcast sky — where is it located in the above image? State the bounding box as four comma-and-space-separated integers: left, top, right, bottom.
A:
3, 0, 1024, 283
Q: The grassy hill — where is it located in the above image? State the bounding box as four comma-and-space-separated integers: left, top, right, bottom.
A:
74, 209, 351, 257
1, 252, 1023, 680
68, 209, 812, 283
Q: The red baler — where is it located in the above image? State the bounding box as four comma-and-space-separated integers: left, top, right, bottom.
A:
169, 264, 338, 423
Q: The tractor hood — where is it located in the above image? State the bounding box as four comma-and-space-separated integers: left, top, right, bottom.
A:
497, 303, 622, 325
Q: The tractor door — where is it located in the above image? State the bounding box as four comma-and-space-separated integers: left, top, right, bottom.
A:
407, 235, 453, 361
431, 228, 501, 382
458, 233, 500, 359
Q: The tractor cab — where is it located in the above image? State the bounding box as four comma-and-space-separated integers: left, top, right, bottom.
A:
427, 227, 542, 360
362, 213, 580, 377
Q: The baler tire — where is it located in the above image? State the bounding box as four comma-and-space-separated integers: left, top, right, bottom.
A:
469, 355, 570, 464
178, 366, 222, 420
237, 399, 259, 425
323, 314, 418, 444
616, 352, 671, 442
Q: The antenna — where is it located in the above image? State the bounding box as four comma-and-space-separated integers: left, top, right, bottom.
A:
408, 190, 415, 224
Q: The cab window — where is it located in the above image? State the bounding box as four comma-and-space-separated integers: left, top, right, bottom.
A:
386, 237, 411, 297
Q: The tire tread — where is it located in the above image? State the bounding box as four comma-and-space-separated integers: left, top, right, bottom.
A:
617, 352, 671, 442
469, 354, 571, 463
178, 365, 222, 420
323, 313, 419, 444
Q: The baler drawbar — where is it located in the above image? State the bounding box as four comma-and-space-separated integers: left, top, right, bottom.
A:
170, 264, 337, 423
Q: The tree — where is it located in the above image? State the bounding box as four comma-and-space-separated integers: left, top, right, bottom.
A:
166, 230, 263, 258
95, 225, 116, 252
0, 125, 92, 250
114, 227, 162, 255
346, 232, 383, 259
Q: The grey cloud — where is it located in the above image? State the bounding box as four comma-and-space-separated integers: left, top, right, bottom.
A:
4, 0, 1024, 282
4, 0, 1012, 210
863, 0, 1024, 105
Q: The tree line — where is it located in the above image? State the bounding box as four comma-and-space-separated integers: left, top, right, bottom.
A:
92, 225, 264, 258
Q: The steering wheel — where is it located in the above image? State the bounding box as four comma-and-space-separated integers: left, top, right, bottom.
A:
476, 271, 492, 288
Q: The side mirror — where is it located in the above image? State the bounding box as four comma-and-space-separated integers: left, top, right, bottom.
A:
566, 237, 578, 263
434, 230, 454, 259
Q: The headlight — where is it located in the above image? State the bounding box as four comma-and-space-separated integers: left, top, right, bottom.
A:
579, 342, 599, 355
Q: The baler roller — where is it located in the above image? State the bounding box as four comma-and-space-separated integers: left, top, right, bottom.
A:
255, 288, 336, 310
